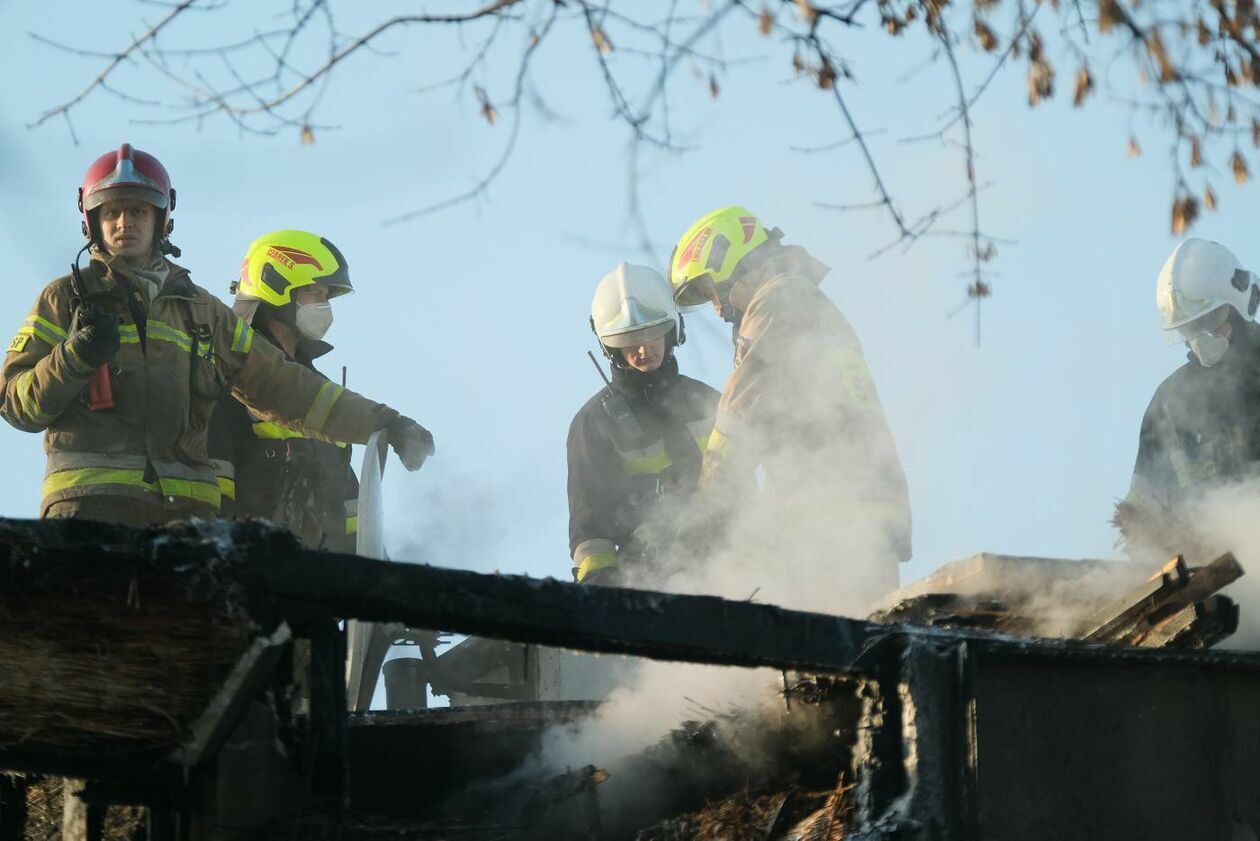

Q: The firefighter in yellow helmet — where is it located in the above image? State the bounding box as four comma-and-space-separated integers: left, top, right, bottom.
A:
208, 230, 392, 550
668, 206, 911, 608
0, 143, 433, 528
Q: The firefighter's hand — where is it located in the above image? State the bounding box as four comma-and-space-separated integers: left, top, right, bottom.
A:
67, 308, 120, 370
386, 415, 435, 472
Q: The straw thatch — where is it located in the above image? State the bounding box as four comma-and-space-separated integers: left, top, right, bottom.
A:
0, 520, 258, 757
20, 777, 142, 841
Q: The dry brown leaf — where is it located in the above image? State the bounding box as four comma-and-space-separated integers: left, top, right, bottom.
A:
1073, 65, 1093, 106
1190, 136, 1203, 167
1233, 150, 1251, 184
299, 124, 315, 145
792, 52, 805, 73
1205, 184, 1219, 209
1252, 118, 1260, 147
1098, 0, 1122, 33
975, 19, 999, 51
1172, 195, 1199, 235
1197, 17, 1212, 45
885, 16, 905, 35
818, 61, 837, 90
1027, 59, 1055, 106
1226, 64, 1239, 87
1128, 136, 1142, 157
475, 86, 496, 126
1028, 31, 1044, 62
591, 27, 613, 54
759, 7, 774, 35
1145, 32, 1178, 82
796, 0, 816, 22
709, 74, 720, 98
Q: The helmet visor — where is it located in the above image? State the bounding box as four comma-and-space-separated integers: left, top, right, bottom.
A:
673, 275, 715, 310
1165, 304, 1230, 345
599, 319, 674, 349
85, 185, 166, 212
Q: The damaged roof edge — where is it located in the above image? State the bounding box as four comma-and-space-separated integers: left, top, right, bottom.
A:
247, 540, 1260, 675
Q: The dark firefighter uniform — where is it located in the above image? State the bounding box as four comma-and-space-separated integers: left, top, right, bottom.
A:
1117, 320, 1260, 562
208, 327, 359, 552
567, 356, 719, 583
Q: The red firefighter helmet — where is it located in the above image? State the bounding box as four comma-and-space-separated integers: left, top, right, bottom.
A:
77, 143, 176, 245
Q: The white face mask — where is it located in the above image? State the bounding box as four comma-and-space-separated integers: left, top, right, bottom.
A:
1189, 332, 1230, 367
295, 301, 333, 341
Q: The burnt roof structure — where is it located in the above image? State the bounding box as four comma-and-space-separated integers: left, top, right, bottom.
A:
0, 518, 1258, 840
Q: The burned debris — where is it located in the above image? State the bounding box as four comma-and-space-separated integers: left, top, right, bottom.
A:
869, 551, 1243, 650
2, 520, 1260, 840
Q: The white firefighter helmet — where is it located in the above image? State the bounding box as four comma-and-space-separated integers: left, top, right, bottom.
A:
1156, 238, 1259, 344
590, 262, 682, 349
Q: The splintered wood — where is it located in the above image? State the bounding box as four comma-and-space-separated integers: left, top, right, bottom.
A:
871, 553, 1243, 649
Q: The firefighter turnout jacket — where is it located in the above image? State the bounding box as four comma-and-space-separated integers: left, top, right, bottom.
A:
208, 327, 359, 552
1, 253, 396, 522
1118, 320, 1260, 562
567, 356, 719, 583
701, 243, 912, 604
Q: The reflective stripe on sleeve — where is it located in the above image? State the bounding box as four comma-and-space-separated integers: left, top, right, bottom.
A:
251, 419, 348, 447
573, 538, 617, 582
20, 316, 69, 346
303, 381, 344, 434
231, 317, 254, 354
61, 343, 95, 377
15, 370, 53, 425
686, 418, 716, 453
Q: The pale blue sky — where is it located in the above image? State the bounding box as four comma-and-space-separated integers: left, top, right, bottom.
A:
2, 1, 1253, 590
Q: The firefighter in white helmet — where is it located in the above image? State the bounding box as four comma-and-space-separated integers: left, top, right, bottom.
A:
1116, 237, 1260, 561
566, 263, 720, 585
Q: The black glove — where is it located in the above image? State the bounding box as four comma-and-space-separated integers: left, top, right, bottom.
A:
385, 415, 435, 472
67, 307, 120, 370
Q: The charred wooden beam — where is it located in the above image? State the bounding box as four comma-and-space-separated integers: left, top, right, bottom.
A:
245, 546, 886, 674
1082, 554, 1243, 646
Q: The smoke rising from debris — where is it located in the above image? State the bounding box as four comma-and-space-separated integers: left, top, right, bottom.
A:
1168, 482, 1260, 649
527, 254, 912, 799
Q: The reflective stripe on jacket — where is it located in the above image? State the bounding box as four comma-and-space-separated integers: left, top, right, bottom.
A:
2, 254, 395, 516
207, 329, 360, 552
703, 244, 912, 565
566, 359, 719, 581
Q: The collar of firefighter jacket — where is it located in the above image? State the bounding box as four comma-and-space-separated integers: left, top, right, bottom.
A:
254, 320, 334, 364
728, 243, 831, 313
610, 354, 680, 400
88, 250, 195, 301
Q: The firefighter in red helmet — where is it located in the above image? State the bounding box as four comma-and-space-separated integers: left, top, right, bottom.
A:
0, 143, 434, 527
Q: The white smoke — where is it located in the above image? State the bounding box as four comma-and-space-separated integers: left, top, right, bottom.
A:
1166, 481, 1260, 649
525, 251, 912, 791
